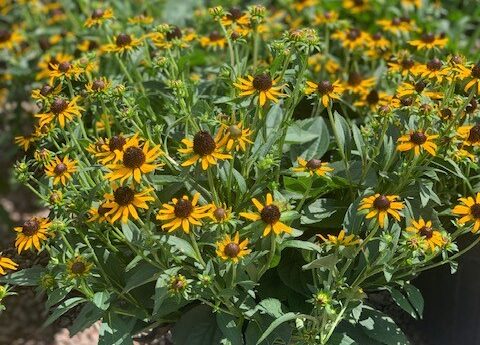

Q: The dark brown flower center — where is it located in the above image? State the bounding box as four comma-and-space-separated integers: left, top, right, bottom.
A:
466, 99, 478, 113
54, 162, 67, 175
348, 72, 362, 86
71, 261, 87, 274
426, 58, 442, 71
414, 81, 426, 93
228, 125, 242, 139
471, 204, 480, 219
88, 40, 99, 50
316, 81, 334, 95
440, 108, 452, 119
400, 96, 413, 107
193, 131, 216, 156
252, 73, 273, 91
123, 146, 146, 169
214, 207, 226, 220
421, 33, 436, 43
0, 29, 11, 43
227, 7, 243, 20
48, 57, 59, 70
166, 26, 183, 41
306, 158, 322, 170
40, 84, 53, 96
116, 33, 132, 47
401, 58, 414, 70
410, 131, 427, 145
50, 98, 68, 114
172, 278, 185, 290
419, 226, 433, 239
92, 79, 106, 91
98, 204, 111, 216
91, 8, 105, 19
174, 199, 193, 218
113, 186, 135, 206
373, 195, 390, 211
224, 242, 240, 258
468, 124, 480, 143
347, 28, 361, 41
391, 18, 401, 26
22, 219, 40, 236
109, 135, 126, 151
471, 64, 480, 79
261, 204, 281, 224
209, 31, 222, 41
371, 32, 382, 41
353, 0, 364, 5
58, 61, 71, 72
366, 90, 379, 104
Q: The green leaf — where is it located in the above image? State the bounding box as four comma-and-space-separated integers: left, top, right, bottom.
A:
280, 240, 321, 253
46, 286, 73, 309
121, 220, 143, 243
388, 287, 417, 319
0, 266, 44, 286
92, 291, 111, 310
358, 307, 410, 345
123, 261, 159, 293
69, 302, 104, 336
404, 284, 424, 319
172, 305, 223, 345
167, 236, 198, 260
256, 312, 298, 345
44, 297, 86, 327
98, 313, 135, 345
288, 117, 330, 160
217, 313, 243, 345
333, 112, 352, 157
302, 254, 339, 270
258, 298, 284, 318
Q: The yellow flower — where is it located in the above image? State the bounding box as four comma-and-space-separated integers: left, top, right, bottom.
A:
305, 80, 344, 107
44, 156, 77, 186
14, 217, 52, 254
150, 26, 197, 50
456, 63, 480, 93
233, 73, 286, 106
345, 72, 375, 95
36, 53, 73, 80
358, 194, 404, 228
105, 135, 162, 184
199, 31, 227, 49
412, 58, 450, 82
308, 54, 341, 74
102, 33, 142, 54
87, 203, 111, 223
318, 229, 361, 246
396, 81, 442, 100
221, 7, 250, 26
292, 158, 333, 177
240, 193, 292, 236
216, 232, 251, 263
0, 256, 18, 276
291, 0, 318, 12
388, 56, 416, 76
453, 193, 480, 232
14, 134, 36, 151
397, 130, 438, 156
457, 124, 480, 146
343, 0, 370, 13
406, 218, 444, 251
0, 27, 23, 50
84, 8, 114, 27
66, 256, 93, 279
47, 60, 82, 85
35, 96, 83, 128
179, 130, 232, 170
313, 11, 339, 25
31, 83, 62, 101
85, 77, 111, 94
377, 18, 415, 34
218, 122, 253, 152
87, 135, 128, 164
409, 33, 448, 50
354, 89, 390, 110
209, 203, 233, 223
128, 14, 154, 25
156, 193, 211, 233
103, 186, 154, 223
332, 28, 370, 50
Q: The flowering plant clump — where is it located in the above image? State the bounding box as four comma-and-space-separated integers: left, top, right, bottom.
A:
2, 0, 480, 344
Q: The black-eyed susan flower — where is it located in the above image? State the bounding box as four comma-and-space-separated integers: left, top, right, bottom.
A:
199, 31, 226, 49
318, 229, 361, 246
366, 33, 390, 58
457, 124, 480, 146
103, 186, 154, 223
409, 33, 448, 50
35, 96, 83, 128
240, 193, 292, 236
209, 203, 232, 223
87, 135, 127, 164
14, 134, 36, 151
388, 55, 416, 76
413, 58, 450, 82
453, 193, 480, 232
105, 136, 162, 184
354, 89, 391, 110
0, 28, 23, 50
87, 203, 111, 223
85, 77, 111, 94
377, 17, 415, 35
14, 217, 51, 254
179, 130, 232, 170
218, 122, 253, 152
48, 60, 81, 85
456, 63, 480, 93
36, 53, 73, 80
84, 8, 114, 27
156, 193, 211, 233
358, 194, 404, 228
128, 14, 154, 25
66, 256, 93, 279
168, 274, 189, 295
44, 156, 77, 186
31, 83, 62, 101
150, 26, 197, 50
305, 80, 344, 107
345, 72, 375, 95
332, 28, 370, 50
343, 0, 370, 13
292, 158, 333, 177
221, 7, 250, 26
233, 73, 286, 107
313, 11, 339, 25
396, 81, 442, 100
216, 232, 251, 263
397, 130, 438, 156
0, 256, 18, 276
406, 218, 444, 251
102, 33, 142, 54
291, 0, 318, 12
